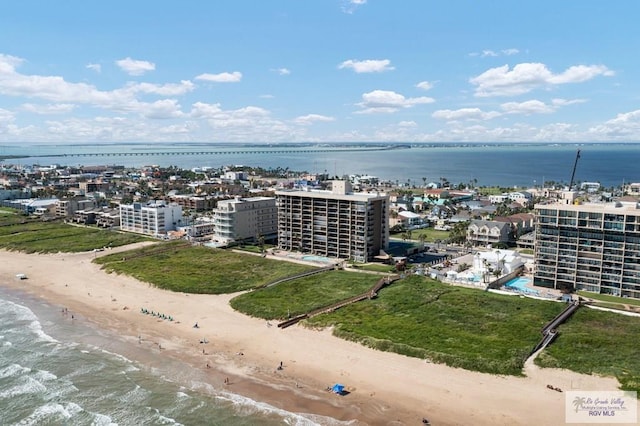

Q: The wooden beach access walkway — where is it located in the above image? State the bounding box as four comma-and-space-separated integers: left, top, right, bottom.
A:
277, 274, 401, 329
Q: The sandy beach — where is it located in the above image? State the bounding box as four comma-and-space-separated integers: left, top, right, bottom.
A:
0, 246, 623, 425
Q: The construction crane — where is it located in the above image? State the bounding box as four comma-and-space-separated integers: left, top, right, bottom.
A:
568, 149, 581, 191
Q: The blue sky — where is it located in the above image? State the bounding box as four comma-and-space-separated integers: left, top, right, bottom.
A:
0, 1, 638, 144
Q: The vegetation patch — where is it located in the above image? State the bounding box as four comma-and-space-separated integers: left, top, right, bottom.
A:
578, 291, 640, 307
95, 244, 317, 294
230, 270, 379, 320
0, 218, 148, 253
534, 308, 640, 393
306, 275, 565, 376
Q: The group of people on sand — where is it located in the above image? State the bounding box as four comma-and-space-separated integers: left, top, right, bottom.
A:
546, 384, 563, 392
140, 307, 174, 321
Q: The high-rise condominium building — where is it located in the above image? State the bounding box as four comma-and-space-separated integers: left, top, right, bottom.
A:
534, 200, 640, 299
275, 181, 389, 263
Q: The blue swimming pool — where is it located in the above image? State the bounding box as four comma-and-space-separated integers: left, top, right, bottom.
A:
301, 255, 332, 263
504, 277, 540, 295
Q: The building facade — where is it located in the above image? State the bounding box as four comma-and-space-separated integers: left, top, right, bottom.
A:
212, 196, 277, 244
534, 201, 640, 299
275, 181, 389, 262
119, 202, 183, 237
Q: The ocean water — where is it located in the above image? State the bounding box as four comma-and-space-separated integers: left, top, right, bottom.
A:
0, 287, 342, 426
0, 142, 638, 188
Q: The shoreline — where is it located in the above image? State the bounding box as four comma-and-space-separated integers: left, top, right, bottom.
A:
0, 247, 623, 425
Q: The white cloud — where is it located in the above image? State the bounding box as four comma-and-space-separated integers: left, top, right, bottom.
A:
273, 68, 290, 75
293, 114, 335, 125
195, 71, 242, 83
125, 80, 195, 96
86, 63, 101, 73
548, 64, 614, 84
139, 99, 184, 119
398, 121, 417, 127
355, 90, 434, 114
500, 100, 554, 115
259, 94, 275, 99
342, 0, 367, 14
338, 59, 394, 73
21, 103, 76, 114
0, 108, 14, 123
551, 98, 587, 106
432, 108, 501, 121
0, 54, 23, 73
469, 48, 519, 58
470, 62, 614, 97
115, 57, 156, 76
588, 109, 640, 138
416, 81, 433, 91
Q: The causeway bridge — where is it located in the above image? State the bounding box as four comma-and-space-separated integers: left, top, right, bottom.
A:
24, 145, 406, 159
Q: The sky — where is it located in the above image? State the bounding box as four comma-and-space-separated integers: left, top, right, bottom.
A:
0, 1, 639, 144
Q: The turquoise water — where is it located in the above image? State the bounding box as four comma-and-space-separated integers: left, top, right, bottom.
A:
301, 255, 332, 263
504, 277, 540, 295
0, 286, 344, 426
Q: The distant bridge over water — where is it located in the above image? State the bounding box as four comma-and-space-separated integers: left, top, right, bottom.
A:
25, 145, 407, 159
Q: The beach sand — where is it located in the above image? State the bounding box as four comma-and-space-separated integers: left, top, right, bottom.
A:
0, 246, 622, 425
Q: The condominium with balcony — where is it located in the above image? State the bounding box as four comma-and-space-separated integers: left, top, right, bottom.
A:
212, 196, 277, 244
119, 201, 183, 237
534, 200, 640, 299
275, 181, 389, 263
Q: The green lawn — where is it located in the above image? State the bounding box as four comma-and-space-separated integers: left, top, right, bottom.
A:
349, 263, 396, 273
578, 291, 640, 307
0, 220, 148, 253
535, 307, 640, 393
306, 275, 565, 376
230, 270, 380, 320
95, 244, 318, 294
406, 228, 450, 242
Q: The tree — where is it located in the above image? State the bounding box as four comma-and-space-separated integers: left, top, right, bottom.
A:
448, 221, 469, 245
418, 233, 426, 248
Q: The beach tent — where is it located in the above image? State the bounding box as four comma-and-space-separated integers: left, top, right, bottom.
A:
331, 384, 345, 394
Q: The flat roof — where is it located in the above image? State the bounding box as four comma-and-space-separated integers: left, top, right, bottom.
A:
275, 189, 387, 202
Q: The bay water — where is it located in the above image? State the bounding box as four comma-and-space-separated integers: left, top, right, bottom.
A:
1, 142, 638, 188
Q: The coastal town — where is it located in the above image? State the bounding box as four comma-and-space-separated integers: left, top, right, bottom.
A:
2, 160, 640, 300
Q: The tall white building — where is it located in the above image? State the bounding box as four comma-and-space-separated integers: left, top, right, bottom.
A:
119, 202, 183, 237
275, 181, 389, 263
212, 196, 277, 244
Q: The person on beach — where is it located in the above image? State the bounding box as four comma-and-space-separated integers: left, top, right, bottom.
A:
193, 322, 199, 328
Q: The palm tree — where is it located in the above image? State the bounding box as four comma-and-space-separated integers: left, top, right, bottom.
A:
418, 233, 426, 249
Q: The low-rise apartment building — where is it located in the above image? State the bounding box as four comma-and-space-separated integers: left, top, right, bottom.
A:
119, 202, 183, 237
212, 196, 277, 244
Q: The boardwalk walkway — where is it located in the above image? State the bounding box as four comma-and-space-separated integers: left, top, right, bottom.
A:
277, 274, 400, 329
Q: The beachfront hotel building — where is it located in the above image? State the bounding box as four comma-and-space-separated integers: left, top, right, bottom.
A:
119, 201, 183, 237
534, 200, 640, 299
211, 196, 277, 244
275, 181, 389, 263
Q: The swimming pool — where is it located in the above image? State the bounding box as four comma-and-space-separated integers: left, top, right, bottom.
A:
504, 277, 540, 295
301, 255, 333, 263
